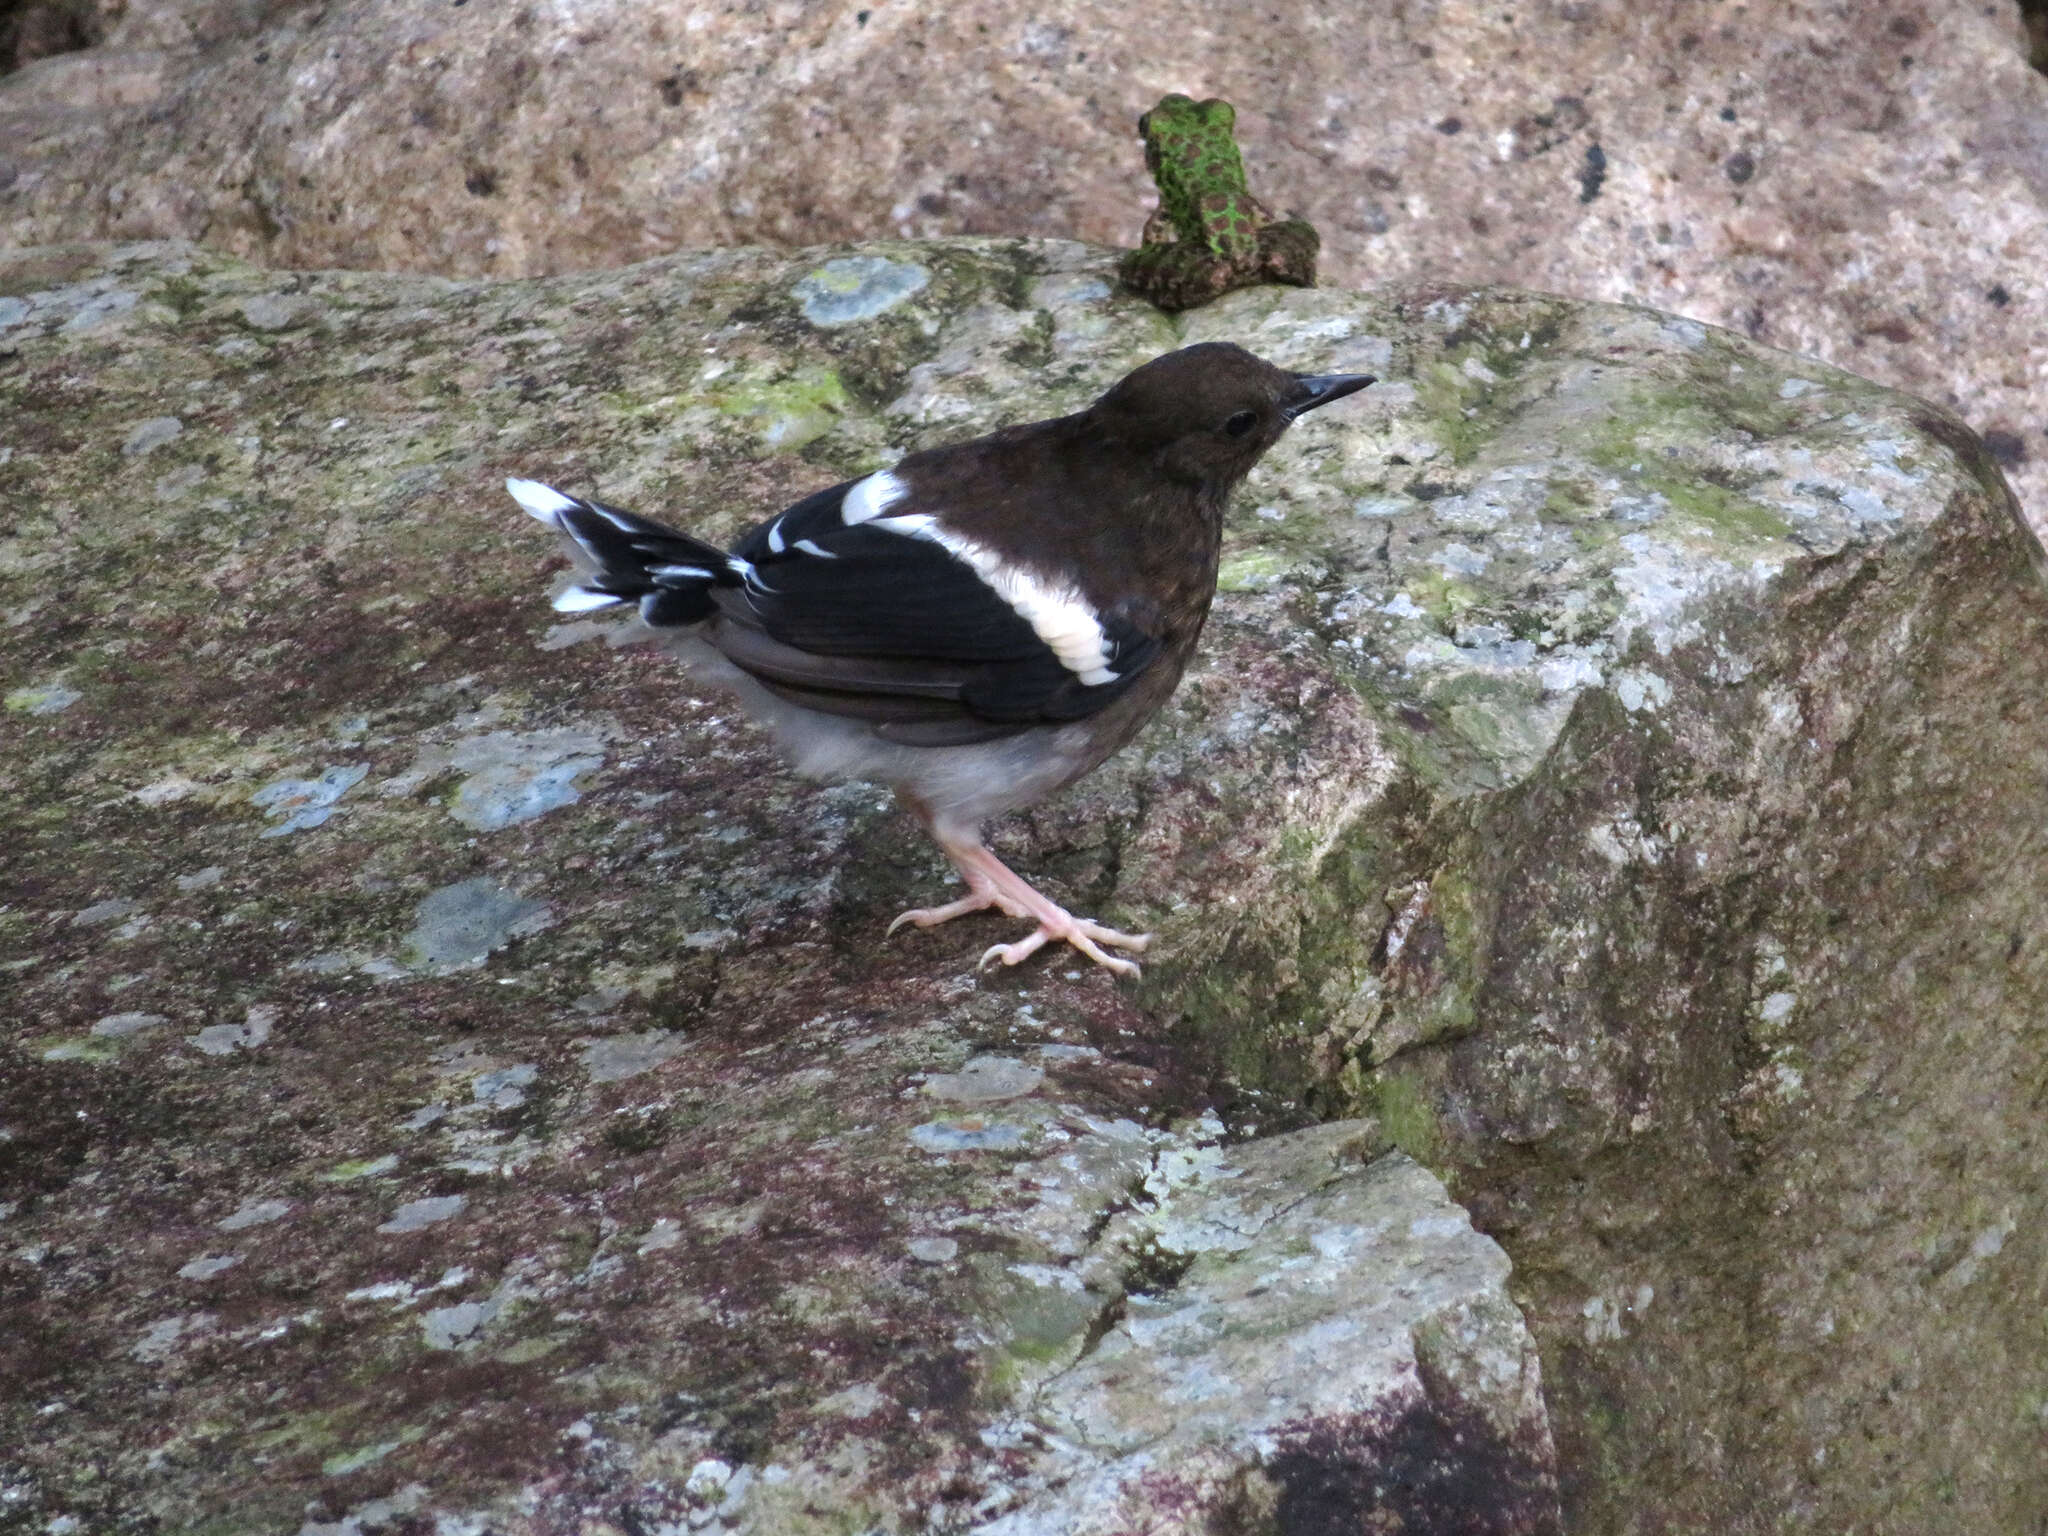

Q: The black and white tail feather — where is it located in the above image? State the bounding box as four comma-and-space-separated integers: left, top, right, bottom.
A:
507, 473, 1162, 748
507, 477, 736, 628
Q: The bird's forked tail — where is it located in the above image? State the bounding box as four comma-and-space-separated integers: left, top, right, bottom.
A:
506, 478, 738, 627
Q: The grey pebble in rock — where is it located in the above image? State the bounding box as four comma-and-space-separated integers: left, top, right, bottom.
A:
402, 878, 553, 972
121, 416, 183, 457
909, 1120, 1031, 1154
378, 1194, 467, 1234
216, 1198, 292, 1231
177, 1254, 242, 1281
580, 1030, 687, 1084
921, 1055, 1045, 1104
793, 257, 930, 327
92, 1012, 167, 1038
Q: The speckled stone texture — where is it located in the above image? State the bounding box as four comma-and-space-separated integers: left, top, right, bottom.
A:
2, 0, 2044, 539
1, 238, 2043, 1532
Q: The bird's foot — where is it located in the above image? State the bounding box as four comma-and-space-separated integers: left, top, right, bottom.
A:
978, 915, 1151, 978
892, 832, 1153, 978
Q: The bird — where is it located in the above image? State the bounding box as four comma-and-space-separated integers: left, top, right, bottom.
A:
508, 341, 1371, 977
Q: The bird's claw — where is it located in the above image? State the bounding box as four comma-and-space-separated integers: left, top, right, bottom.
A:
977, 918, 1151, 978
1081, 921, 1152, 955
888, 903, 963, 937
886, 887, 1022, 937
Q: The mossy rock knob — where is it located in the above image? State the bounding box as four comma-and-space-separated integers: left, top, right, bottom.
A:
1119, 93, 1321, 311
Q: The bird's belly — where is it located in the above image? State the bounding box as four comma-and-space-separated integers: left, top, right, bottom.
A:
653, 625, 1182, 831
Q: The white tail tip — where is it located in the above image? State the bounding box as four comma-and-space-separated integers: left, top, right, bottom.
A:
552, 585, 625, 614
507, 477, 579, 522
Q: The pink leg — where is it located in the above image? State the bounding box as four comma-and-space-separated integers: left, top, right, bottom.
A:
887, 829, 1152, 978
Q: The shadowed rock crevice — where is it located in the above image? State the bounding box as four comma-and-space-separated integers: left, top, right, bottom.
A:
0, 0, 101, 74
1264, 1394, 1562, 1536
2025, 0, 2048, 72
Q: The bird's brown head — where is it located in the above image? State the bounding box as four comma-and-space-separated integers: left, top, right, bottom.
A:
1089, 341, 1373, 492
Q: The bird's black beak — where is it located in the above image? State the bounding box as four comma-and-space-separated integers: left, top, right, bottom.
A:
1281, 373, 1376, 420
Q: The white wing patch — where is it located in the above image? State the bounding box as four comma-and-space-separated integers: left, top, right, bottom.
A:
507, 477, 578, 523
839, 469, 908, 526
869, 514, 1118, 687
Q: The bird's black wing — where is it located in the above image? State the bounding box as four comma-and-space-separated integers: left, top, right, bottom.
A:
718, 474, 1163, 741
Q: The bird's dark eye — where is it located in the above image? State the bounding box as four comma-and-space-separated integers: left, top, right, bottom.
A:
1224, 410, 1259, 437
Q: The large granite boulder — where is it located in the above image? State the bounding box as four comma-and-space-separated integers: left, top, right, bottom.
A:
2, 0, 2044, 539
1, 237, 2042, 1531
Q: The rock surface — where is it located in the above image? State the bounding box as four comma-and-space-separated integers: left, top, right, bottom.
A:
1, 0, 2044, 536
980, 1133, 1557, 1535
2, 237, 2043, 1531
